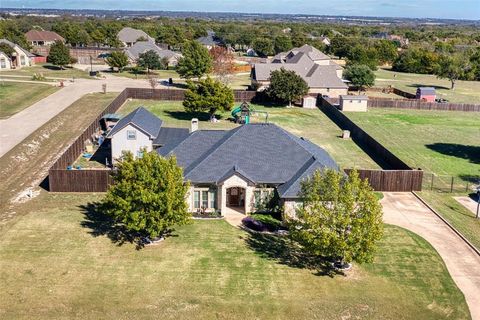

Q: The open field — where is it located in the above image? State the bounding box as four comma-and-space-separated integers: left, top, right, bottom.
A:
0, 64, 90, 79
0, 82, 59, 118
346, 108, 480, 179
0, 191, 470, 319
119, 100, 379, 169
375, 68, 480, 104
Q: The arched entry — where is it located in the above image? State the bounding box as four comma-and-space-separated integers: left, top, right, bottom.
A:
226, 187, 246, 213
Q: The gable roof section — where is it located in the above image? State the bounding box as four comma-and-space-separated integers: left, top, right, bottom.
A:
125, 41, 181, 61
107, 107, 162, 139
25, 30, 64, 42
290, 44, 330, 61
153, 127, 190, 147
277, 157, 327, 198
0, 39, 34, 57
217, 165, 256, 185
196, 30, 223, 46
118, 27, 154, 44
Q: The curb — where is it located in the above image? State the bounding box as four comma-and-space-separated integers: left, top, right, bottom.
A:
412, 191, 480, 257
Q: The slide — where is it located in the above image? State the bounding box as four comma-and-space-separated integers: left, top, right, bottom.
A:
231, 106, 242, 118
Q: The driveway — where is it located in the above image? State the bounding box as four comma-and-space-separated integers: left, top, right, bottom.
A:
382, 192, 480, 320
0, 75, 154, 158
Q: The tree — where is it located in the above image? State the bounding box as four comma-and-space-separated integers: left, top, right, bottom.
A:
176, 40, 213, 79
0, 43, 14, 57
274, 35, 293, 54
252, 37, 274, 57
392, 48, 439, 74
346, 45, 379, 71
374, 40, 398, 65
147, 74, 159, 89
100, 151, 190, 240
183, 76, 234, 120
267, 68, 309, 107
47, 41, 71, 69
287, 169, 383, 267
344, 64, 376, 92
106, 51, 129, 72
209, 46, 235, 83
137, 50, 162, 73
435, 54, 472, 90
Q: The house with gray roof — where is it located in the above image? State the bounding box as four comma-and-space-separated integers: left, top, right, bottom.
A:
252, 44, 347, 97
196, 30, 223, 50
109, 107, 339, 216
117, 27, 155, 47
124, 41, 182, 67
0, 39, 35, 69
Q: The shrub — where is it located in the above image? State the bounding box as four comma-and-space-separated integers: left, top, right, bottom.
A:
242, 214, 283, 232
31, 73, 46, 81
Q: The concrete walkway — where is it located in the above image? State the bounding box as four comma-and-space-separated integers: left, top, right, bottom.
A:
222, 207, 246, 227
454, 196, 479, 215
0, 75, 153, 158
381, 192, 480, 320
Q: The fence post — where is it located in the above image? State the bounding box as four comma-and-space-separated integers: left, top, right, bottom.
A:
430, 173, 434, 191
450, 176, 454, 193
466, 182, 469, 193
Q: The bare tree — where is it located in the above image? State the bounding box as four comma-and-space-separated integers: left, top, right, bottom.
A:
147, 75, 159, 90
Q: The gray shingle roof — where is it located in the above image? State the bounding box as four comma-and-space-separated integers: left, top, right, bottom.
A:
196, 30, 223, 46
118, 27, 154, 44
0, 39, 34, 57
107, 107, 162, 139
125, 41, 181, 61
161, 123, 339, 198
153, 127, 190, 147
417, 87, 436, 95
289, 44, 331, 61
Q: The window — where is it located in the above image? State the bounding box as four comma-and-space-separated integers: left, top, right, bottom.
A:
254, 190, 261, 204
0, 58, 5, 69
194, 191, 200, 209
20, 55, 26, 66
127, 130, 136, 140
209, 190, 216, 209
201, 191, 208, 208
136, 151, 144, 158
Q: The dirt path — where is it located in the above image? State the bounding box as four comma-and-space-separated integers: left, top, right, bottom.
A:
381, 192, 480, 320
0, 76, 153, 158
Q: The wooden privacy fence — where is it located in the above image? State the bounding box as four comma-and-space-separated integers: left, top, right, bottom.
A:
49, 169, 113, 192
344, 169, 423, 192
367, 99, 480, 112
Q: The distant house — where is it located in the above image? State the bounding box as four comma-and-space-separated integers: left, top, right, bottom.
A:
416, 87, 436, 102
246, 48, 257, 57
124, 41, 182, 67
25, 30, 64, 46
251, 44, 348, 97
196, 30, 223, 50
339, 95, 368, 112
107, 107, 189, 162
0, 39, 35, 69
0, 51, 12, 70
371, 32, 409, 46
117, 27, 155, 48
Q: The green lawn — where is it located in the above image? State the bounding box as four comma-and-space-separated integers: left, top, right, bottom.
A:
375, 68, 480, 104
0, 63, 90, 79
112, 68, 180, 80
0, 82, 59, 118
0, 192, 470, 319
119, 100, 379, 169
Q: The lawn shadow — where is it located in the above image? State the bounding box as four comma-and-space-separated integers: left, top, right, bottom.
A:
243, 229, 344, 277
425, 143, 480, 164
406, 83, 450, 90
164, 110, 227, 122
42, 64, 74, 71
78, 202, 145, 250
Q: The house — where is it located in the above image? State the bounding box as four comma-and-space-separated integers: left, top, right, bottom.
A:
117, 27, 155, 47
0, 39, 35, 69
110, 107, 340, 217
416, 87, 436, 102
125, 41, 182, 67
25, 30, 64, 46
107, 107, 189, 162
196, 30, 223, 50
0, 51, 12, 70
246, 48, 257, 57
339, 95, 368, 112
371, 32, 409, 47
251, 45, 348, 97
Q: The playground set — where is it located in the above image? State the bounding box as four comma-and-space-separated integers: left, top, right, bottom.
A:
231, 101, 268, 124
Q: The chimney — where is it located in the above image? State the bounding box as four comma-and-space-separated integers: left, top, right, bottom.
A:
190, 118, 199, 133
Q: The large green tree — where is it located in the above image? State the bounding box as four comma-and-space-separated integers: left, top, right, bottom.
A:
344, 64, 376, 92
252, 37, 274, 57
267, 68, 309, 107
287, 169, 383, 267
176, 40, 213, 79
106, 51, 129, 72
374, 40, 398, 65
47, 41, 71, 69
183, 76, 234, 120
435, 54, 473, 90
101, 151, 190, 240
137, 50, 163, 73
273, 35, 293, 54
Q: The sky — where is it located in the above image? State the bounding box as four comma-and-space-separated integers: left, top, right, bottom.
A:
1, 0, 479, 20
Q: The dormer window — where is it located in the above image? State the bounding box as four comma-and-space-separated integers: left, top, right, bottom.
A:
127, 130, 136, 140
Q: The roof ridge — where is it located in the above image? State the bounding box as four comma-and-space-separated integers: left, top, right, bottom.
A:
278, 156, 318, 197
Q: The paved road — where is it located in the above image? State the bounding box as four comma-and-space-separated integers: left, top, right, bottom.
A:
382, 192, 480, 320
0, 75, 152, 158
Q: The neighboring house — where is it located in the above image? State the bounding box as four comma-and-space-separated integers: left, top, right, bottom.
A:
0, 51, 12, 70
339, 95, 368, 112
307, 34, 331, 46
196, 30, 223, 50
246, 48, 257, 57
107, 107, 189, 162
251, 44, 348, 97
0, 39, 35, 69
371, 32, 409, 46
25, 30, 64, 46
416, 87, 436, 102
117, 27, 155, 47
125, 41, 182, 67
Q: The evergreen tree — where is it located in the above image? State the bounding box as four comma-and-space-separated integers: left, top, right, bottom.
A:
137, 50, 163, 73
47, 41, 71, 69
176, 40, 213, 79
106, 51, 129, 72
267, 68, 309, 107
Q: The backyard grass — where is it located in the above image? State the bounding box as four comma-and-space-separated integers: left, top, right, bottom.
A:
119, 100, 379, 169
112, 68, 180, 80
0, 192, 470, 320
346, 108, 480, 180
0, 63, 90, 79
0, 82, 59, 118
375, 68, 480, 104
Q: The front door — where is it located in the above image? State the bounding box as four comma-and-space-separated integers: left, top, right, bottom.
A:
227, 187, 245, 207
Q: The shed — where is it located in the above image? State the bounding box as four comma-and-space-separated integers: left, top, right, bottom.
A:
339, 95, 368, 112
302, 96, 317, 109
416, 87, 436, 102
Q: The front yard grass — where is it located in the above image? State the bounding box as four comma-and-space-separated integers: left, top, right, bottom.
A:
0, 192, 470, 319
119, 100, 379, 170
375, 68, 480, 104
0, 82, 59, 118
0, 63, 90, 79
